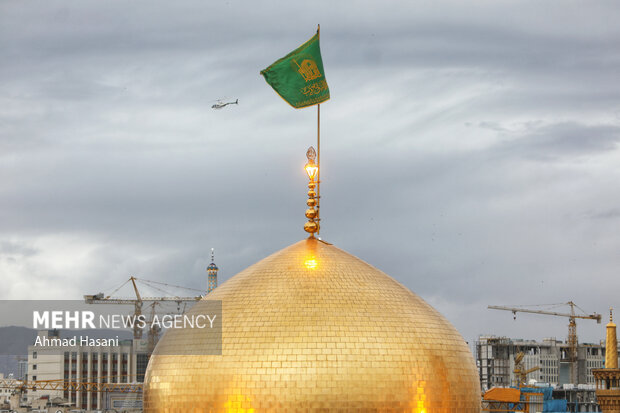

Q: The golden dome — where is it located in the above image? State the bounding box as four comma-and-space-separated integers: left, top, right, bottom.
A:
144, 238, 481, 412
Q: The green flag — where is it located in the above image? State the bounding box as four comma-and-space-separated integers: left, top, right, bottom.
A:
260, 31, 330, 109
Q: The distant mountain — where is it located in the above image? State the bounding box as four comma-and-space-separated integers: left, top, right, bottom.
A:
0, 326, 36, 355
0, 326, 36, 377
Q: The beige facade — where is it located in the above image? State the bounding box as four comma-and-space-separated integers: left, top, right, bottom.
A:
26, 330, 147, 411
0, 373, 18, 406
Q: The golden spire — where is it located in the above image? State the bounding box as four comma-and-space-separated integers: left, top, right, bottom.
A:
606, 307, 618, 369
304, 147, 319, 237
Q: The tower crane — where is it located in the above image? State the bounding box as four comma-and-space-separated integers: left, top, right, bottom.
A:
0, 376, 142, 411
513, 351, 540, 387
84, 276, 203, 349
489, 301, 601, 384
0, 377, 143, 393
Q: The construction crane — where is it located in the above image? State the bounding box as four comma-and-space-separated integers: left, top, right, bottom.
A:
513, 351, 540, 387
0, 377, 142, 393
489, 301, 601, 384
0, 376, 141, 412
84, 276, 203, 349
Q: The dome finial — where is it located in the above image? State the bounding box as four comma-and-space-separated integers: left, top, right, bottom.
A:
211, 247, 215, 263
611, 307, 614, 323
304, 147, 319, 237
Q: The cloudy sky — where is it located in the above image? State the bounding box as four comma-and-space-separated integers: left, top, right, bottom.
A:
1, 0, 620, 346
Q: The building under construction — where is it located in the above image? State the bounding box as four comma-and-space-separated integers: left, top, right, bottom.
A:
476, 335, 619, 390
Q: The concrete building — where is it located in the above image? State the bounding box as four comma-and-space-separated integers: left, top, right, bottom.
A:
553, 385, 600, 412
0, 373, 16, 405
17, 357, 27, 381
26, 330, 147, 411
0, 373, 26, 409
477, 335, 616, 390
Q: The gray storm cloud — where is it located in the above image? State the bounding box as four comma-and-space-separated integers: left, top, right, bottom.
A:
1, 0, 620, 345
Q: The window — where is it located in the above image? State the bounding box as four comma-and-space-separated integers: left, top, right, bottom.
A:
32, 375, 37, 381
32, 364, 37, 370
32, 351, 37, 359
137, 354, 149, 382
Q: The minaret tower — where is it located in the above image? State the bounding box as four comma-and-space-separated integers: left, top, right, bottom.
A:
593, 308, 620, 413
206, 248, 218, 294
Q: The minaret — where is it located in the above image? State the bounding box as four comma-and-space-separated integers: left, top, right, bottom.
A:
206, 248, 218, 294
593, 308, 620, 413
607, 309, 618, 369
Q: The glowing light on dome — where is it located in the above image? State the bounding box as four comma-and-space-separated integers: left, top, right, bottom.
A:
415, 380, 427, 413
304, 257, 318, 270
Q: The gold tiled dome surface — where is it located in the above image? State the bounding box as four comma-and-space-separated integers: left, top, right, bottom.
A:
144, 239, 481, 412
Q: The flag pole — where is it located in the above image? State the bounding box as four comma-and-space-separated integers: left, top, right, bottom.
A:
317, 24, 321, 236
317, 102, 320, 236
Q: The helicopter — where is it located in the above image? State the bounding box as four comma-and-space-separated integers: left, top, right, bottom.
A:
212, 99, 239, 109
